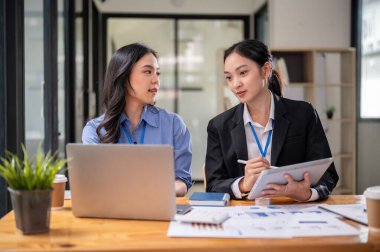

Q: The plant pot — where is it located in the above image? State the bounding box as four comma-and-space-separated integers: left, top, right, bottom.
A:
326, 111, 334, 119
8, 188, 52, 234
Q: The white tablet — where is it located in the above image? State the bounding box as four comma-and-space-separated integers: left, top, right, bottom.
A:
247, 157, 333, 200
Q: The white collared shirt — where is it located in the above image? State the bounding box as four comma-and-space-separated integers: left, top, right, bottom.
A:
231, 93, 318, 201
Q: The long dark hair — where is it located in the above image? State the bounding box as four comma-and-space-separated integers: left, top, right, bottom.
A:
224, 39, 283, 97
96, 43, 158, 143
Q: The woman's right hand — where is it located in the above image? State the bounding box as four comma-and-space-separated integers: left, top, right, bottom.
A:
239, 157, 270, 193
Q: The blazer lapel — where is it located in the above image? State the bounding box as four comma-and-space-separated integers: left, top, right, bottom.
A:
230, 104, 248, 164
271, 95, 289, 165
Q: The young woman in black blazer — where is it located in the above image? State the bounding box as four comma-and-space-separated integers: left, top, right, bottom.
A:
205, 39, 338, 201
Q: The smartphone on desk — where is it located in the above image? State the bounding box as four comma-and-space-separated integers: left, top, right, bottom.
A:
176, 204, 193, 215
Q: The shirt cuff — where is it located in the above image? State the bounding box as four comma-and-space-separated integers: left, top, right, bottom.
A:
307, 188, 319, 202
231, 177, 245, 199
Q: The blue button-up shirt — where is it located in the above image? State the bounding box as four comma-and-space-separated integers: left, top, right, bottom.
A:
82, 105, 192, 188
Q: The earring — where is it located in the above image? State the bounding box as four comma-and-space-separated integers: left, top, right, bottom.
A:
263, 78, 268, 86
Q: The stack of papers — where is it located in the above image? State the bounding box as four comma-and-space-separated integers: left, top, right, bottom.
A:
174, 208, 230, 225
318, 204, 368, 225
167, 204, 361, 238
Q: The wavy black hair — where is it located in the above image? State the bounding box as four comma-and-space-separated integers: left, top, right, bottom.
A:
96, 43, 158, 143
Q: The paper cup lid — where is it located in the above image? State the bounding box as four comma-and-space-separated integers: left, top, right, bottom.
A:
255, 197, 272, 206
53, 174, 67, 183
364, 186, 380, 200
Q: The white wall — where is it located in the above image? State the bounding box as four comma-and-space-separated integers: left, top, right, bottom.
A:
357, 123, 380, 193
268, 0, 351, 48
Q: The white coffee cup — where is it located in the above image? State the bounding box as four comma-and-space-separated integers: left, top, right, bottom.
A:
51, 174, 68, 209
364, 186, 380, 231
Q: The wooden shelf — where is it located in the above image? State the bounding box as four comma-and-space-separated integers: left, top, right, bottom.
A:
332, 153, 353, 159
271, 47, 356, 194
332, 186, 353, 195
315, 83, 353, 87
288, 82, 314, 87
321, 118, 353, 123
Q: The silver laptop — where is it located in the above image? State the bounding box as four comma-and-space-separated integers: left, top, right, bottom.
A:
66, 143, 176, 221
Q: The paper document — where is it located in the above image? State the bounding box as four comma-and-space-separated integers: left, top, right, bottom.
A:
318, 204, 368, 225
287, 215, 359, 237
232, 204, 336, 219
167, 221, 242, 238
167, 204, 359, 238
64, 190, 71, 200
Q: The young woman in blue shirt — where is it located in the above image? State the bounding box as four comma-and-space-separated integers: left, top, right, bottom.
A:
82, 43, 192, 196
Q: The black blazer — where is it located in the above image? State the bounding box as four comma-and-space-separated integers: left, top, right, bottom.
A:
205, 94, 339, 199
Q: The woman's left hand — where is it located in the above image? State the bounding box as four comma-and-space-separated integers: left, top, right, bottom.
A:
261, 172, 312, 201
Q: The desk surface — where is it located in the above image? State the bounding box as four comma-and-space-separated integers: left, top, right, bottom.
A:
0, 195, 379, 252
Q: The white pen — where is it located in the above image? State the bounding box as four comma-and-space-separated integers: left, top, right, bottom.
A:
237, 159, 277, 169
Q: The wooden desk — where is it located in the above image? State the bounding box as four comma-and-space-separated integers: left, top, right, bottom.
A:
0, 195, 379, 252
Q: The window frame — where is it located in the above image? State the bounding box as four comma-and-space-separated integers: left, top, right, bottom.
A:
355, 0, 380, 122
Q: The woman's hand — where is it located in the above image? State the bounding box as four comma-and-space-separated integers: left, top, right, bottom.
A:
175, 180, 188, 197
261, 172, 312, 201
239, 157, 270, 193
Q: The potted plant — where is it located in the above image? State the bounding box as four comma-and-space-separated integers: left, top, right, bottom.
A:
0, 145, 67, 234
325, 105, 336, 119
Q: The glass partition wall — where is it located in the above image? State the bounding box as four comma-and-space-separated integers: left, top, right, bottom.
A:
108, 18, 176, 112
177, 20, 244, 180
107, 17, 246, 180
24, 0, 45, 156
24, 0, 67, 157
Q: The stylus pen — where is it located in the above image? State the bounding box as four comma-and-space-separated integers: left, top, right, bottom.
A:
237, 159, 277, 169
237, 159, 248, 164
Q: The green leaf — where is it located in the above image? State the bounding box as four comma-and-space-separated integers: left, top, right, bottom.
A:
0, 144, 68, 190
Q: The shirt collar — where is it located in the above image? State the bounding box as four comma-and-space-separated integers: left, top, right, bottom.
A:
243, 92, 275, 127
119, 105, 159, 128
